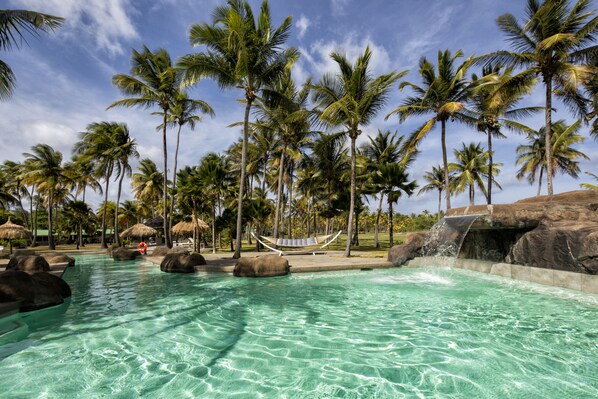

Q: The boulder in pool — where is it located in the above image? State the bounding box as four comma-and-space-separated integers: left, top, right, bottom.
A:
233, 255, 290, 277
149, 246, 169, 257
0, 270, 71, 312
41, 253, 75, 267
6, 255, 50, 274
111, 247, 139, 261
388, 232, 426, 266
160, 253, 206, 273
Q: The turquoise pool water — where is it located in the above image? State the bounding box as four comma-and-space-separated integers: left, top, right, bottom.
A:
0, 254, 597, 398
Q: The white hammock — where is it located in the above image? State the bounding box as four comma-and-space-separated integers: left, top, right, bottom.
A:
251, 231, 342, 256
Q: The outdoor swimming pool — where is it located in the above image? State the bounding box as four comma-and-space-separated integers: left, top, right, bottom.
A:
0, 254, 597, 398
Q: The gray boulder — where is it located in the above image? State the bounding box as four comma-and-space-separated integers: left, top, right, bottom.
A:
388, 232, 426, 266
0, 270, 71, 312
6, 255, 50, 274
111, 247, 139, 261
41, 253, 75, 267
160, 253, 206, 273
233, 255, 290, 277
149, 246, 169, 257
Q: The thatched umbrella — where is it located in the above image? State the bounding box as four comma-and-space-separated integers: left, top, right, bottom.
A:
172, 219, 208, 235
119, 223, 157, 240
0, 217, 32, 254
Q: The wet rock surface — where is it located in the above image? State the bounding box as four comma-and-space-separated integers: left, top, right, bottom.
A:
160, 253, 206, 273
234, 255, 290, 277
388, 232, 426, 266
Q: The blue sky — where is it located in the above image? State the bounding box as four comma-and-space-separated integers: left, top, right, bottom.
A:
2, 0, 597, 215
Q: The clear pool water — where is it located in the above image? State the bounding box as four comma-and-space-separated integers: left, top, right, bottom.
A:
1, 254, 597, 398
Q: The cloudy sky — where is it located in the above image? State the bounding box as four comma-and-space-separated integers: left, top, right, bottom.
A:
2, 0, 597, 214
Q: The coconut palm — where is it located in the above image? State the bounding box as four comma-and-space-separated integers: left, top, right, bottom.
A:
516, 119, 589, 195
21, 144, 67, 250
580, 172, 598, 191
158, 91, 214, 238
109, 46, 180, 248
466, 65, 539, 204
311, 47, 405, 256
387, 49, 473, 211
63, 199, 93, 249
0, 9, 63, 99
418, 165, 456, 221
179, 0, 298, 258
483, 0, 597, 195
0, 167, 16, 209
360, 130, 408, 247
119, 200, 139, 228
67, 154, 102, 203
0, 161, 29, 225
131, 159, 165, 217
450, 143, 501, 206
370, 163, 417, 247
111, 124, 138, 246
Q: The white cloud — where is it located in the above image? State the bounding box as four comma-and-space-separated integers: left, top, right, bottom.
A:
10, 0, 139, 55
296, 15, 310, 39
331, 0, 349, 16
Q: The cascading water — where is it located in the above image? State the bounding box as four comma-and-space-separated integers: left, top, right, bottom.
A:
422, 214, 483, 258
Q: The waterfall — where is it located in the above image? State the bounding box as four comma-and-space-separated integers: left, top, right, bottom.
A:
422, 215, 482, 258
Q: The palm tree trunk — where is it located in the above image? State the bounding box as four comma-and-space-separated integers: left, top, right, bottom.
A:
537, 167, 544, 196
288, 164, 293, 239
211, 203, 216, 254
233, 98, 253, 259
48, 191, 55, 250
169, 124, 183, 244
32, 196, 38, 247
388, 200, 394, 247
78, 223, 82, 250
114, 170, 125, 247
545, 78, 553, 195
470, 184, 475, 206
441, 119, 451, 210
162, 112, 171, 248
273, 147, 286, 239
100, 176, 110, 249
437, 189, 442, 221
344, 135, 357, 257
373, 195, 383, 248
487, 129, 493, 204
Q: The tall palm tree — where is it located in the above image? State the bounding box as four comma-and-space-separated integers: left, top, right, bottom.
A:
160, 91, 214, 238
0, 10, 63, 99
418, 165, 455, 221
387, 49, 473, 211
483, 0, 597, 195
360, 130, 407, 248
179, 0, 298, 258
516, 119, 589, 194
74, 122, 121, 248
0, 160, 29, 225
63, 199, 93, 249
119, 200, 139, 228
111, 124, 138, 246
67, 154, 102, 202
21, 144, 66, 250
131, 159, 165, 217
450, 143, 501, 206
109, 45, 180, 248
312, 47, 404, 256
370, 163, 417, 247
467, 65, 539, 204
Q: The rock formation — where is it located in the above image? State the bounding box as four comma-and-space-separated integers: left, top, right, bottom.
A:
160, 253, 206, 273
233, 255, 290, 277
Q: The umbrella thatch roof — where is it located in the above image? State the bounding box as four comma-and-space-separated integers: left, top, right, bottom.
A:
0, 218, 31, 240
144, 215, 164, 229
120, 223, 157, 239
172, 218, 208, 235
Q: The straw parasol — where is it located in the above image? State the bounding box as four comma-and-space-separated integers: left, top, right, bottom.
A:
0, 217, 32, 254
119, 223, 157, 240
172, 218, 208, 236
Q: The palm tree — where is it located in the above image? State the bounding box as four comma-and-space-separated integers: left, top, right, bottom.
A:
516, 119, 589, 195
67, 155, 102, 203
63, 199, 93, 249
0, 167, 16, 209
483, 0, 597, 195
160, 91, 214, 238
360, 130, 406, 248
467, 65, 539, 204
450, 143, 501, 206
131, 159, 165, 217
387, 49, 473, 211
0, 161, 29, 225
418, 165, 455, 221
119, 200, 139, 228
581, 172, 598, 191
74, 122, 122, 248
179, 0, 298, 258
0, 10, 63, 99
111, 124, 138, 246
21, 144, 66, 250
197, 153, 232, 254
312, 47, 404, 256
370, 163, 417, 247
109, 45, 180, 248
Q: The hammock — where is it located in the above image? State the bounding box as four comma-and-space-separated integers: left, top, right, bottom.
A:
251, 231, 342, 256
